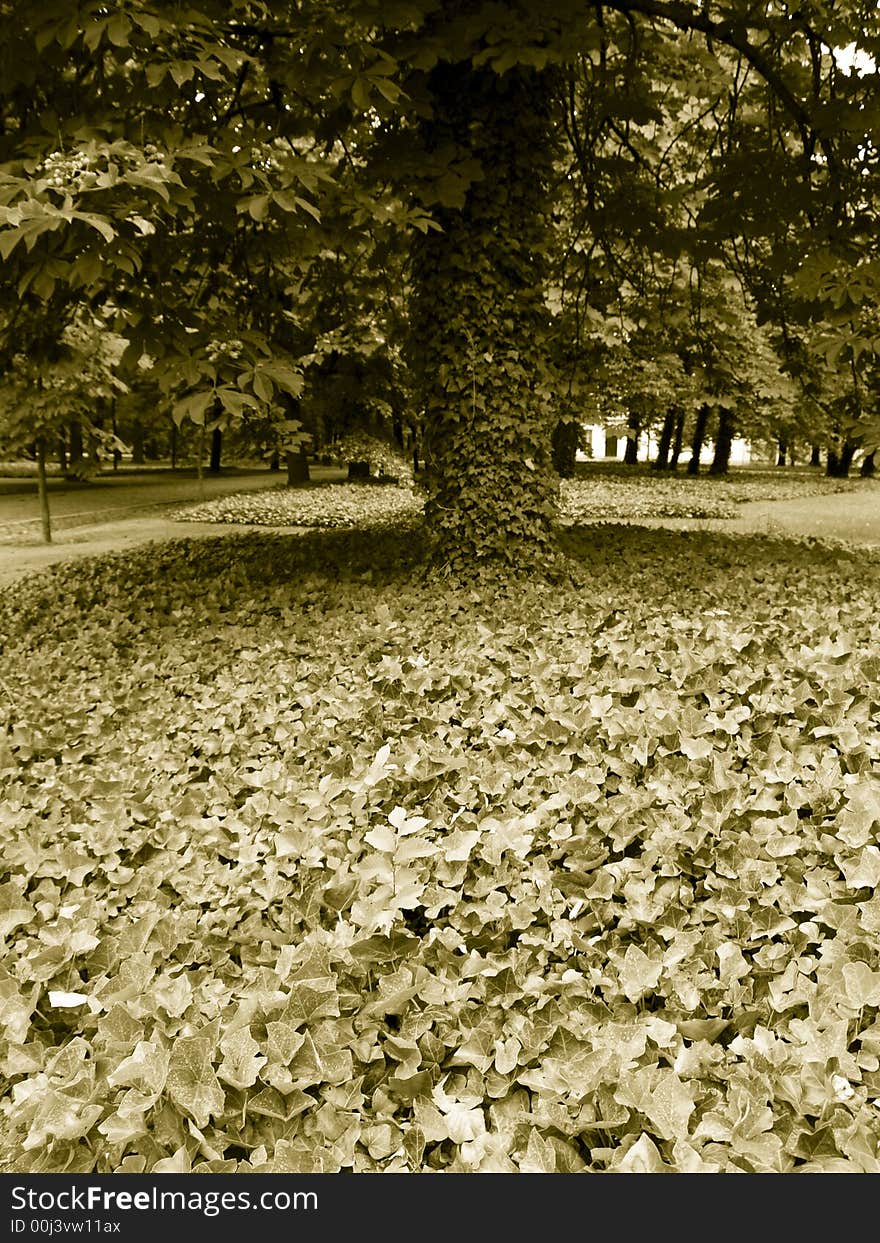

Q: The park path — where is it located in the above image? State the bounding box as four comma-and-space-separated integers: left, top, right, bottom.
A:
1, 483, 879, 589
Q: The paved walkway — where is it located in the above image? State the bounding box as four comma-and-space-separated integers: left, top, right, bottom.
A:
1, 484, 878, 589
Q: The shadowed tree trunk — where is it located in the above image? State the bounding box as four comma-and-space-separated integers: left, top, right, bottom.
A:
668, 410, 685, 470
68, 420, 84, 473
409, 48, 558, 573
623, 415, 640, 465
131, 419, 145, 465
826, 442, 856, 478
709, 406, 735, 475
777, 438, 787, 466
652, 409, 676, 470
209, 427, 222, 473
287, 445, 311, 485
170, 418, 177, 469
861, 451, 876, 477
687, 403, 711, 475
810, 444, 821, 467
552, 418, 580, 477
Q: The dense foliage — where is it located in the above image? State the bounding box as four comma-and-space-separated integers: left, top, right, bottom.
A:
1, 525, 879, 1172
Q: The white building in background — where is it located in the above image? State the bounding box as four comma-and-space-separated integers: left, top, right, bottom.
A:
581, 425, 752, 466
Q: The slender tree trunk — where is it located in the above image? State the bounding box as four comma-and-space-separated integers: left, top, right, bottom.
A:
668, 410, 685, 470
710, 407, 735, 475
652, 409, 676, 470
687, 404, 711, 475
170, 419, 177, 469
409, 50, 558, 573
36, 437, 51, 544
861, 451, 876, 477
209, 427, 222, 473
197, 425, 205, 499
57, 437, 67, 474
776, 438, 787, 467
810, 444, 821, 468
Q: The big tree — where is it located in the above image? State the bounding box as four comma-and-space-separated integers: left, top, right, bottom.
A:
1, 0, 877, 574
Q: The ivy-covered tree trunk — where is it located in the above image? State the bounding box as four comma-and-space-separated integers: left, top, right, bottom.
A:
409, 59, 558, 574
687, 403, 711, 475
709, 407, 735, 475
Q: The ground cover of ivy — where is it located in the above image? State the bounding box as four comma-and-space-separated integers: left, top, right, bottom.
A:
1, 524, 880, 1174
172, 472, 872, 530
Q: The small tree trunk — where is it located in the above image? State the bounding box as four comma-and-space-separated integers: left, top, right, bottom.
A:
860, 451, 876, 477
170, 419, 177, 469
197, 425, 205, 499
810, 444, 821, 468
287, 445, 311, 485
776, 438, 787, 467
57, 437, 67, 474
36, 437, 51, 544
624, 433, 639, 465
709, 407, 735, 475
687, 403, 711, 475
668, 410, 685, 470
209, 427, 222, 473
269, 451, 280, 471
652, 409, 676, 470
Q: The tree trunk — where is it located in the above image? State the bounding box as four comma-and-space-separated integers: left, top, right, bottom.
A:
197, 425, 205, 499
36, 437, 51, 544
131, 419, 145, 465
287, 445, 311, 485
652, 409, 676, 470
687, 404, 711, 475
810, 444, 821, 468
776, 438, 787, 467
209, 427, 222, 473
170, 419, 177, 469
408, 50, 558, 574
860, 451, 876, 477
709, 406, 735, 475
551, 418, 580, 477
270, 451, 280, 471
68, 420, 84, 470
57, 436, 67, 474
668, 410, 685, 470
827, 442, 856, 478
623, 418, 639, 465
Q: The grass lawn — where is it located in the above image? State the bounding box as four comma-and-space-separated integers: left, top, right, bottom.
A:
1, 521, 879, 1173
